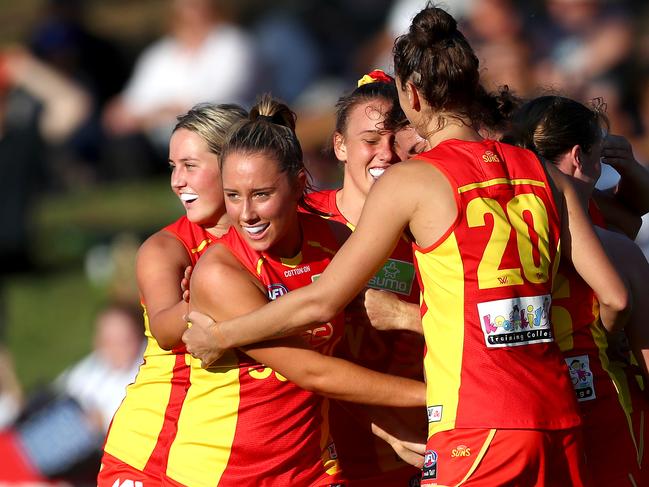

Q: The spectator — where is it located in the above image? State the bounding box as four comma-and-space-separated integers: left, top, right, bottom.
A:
28, 0, 132, 187
0, 45, 91, 270
0, 302, 144, 484
101, 0, 257, 178
532, 0, 633, 98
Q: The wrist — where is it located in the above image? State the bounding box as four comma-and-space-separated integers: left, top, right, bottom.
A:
396, 300, 409, 331
210, 319, 234, 350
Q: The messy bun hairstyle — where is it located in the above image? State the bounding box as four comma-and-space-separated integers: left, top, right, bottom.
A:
393, 4, 514, 130
222, 94, 321, 214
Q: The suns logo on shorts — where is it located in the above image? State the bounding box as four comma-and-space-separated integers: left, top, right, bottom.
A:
451, 445, 471, 457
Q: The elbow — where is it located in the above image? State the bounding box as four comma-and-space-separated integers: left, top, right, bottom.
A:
153, 333, 175, 351
150, 326, 179, 351
157, 339, 175, 351
600, 286, 632, 333
609, 285, 631, 315
306, 293, 339, 326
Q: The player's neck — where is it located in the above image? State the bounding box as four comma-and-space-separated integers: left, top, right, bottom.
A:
206, 213, 231, 238
424, 119, 482, 150
336, 185, 366, 226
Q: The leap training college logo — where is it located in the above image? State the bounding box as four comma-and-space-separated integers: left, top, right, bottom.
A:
478, 294, 553, 348
367, 259, 415, 296
565, 354, 595, 402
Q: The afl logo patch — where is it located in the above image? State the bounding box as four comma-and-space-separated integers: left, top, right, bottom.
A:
267, 283, 288, 300
422, 450, 438, 480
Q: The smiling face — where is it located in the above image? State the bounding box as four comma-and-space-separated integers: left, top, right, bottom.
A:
334, 98, 399, 197
222, 151, 305, 257
169, 128, 224, 230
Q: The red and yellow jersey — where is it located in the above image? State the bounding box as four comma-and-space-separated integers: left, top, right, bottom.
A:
414, 139, 581, 438
306, 189, 424, 483
552, 207, 648, 485
103, 216, 215, 476
164, 212, 344, 487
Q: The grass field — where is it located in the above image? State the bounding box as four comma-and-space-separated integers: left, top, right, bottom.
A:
4, 176, 183, 391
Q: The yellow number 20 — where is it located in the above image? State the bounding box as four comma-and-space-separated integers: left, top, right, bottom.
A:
466, 193, 551, 289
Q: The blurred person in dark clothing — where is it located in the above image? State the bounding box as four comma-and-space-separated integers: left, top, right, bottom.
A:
0, 45, 91, 270
28, 0, 132, 185
532, 0, 633, 98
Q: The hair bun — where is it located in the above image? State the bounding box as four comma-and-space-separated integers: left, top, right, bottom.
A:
410, 6, 457, 47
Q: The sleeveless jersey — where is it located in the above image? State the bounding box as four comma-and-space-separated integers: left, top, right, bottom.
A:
164, 212, 344, 487
306, 189, 424, 482
103, 216, 214, 476
414, 139, 581, 437
553, 204, 648, 484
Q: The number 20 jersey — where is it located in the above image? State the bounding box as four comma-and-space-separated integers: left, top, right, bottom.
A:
413, 139, 581, 437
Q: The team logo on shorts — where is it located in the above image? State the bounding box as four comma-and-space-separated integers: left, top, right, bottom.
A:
427, 405, 443, 423
368, 259, 415, 296
408, 474, 421, 487
267, 283, 288, 300
422, 450, 438, 480
565, 355, 595, 402
451, 445, 471, 457
478, 294, 553, 348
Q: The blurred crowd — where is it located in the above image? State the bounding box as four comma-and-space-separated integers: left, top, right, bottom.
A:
1, 0, 649, 262
0, 302, 145, 485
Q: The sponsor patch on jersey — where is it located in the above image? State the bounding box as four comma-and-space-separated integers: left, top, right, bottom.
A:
422, 450, 438, 481
283, 265, 311, 278
478, 294, 553, 348
267, 283, 288, 300
427, 405, 443, 423
367, 259, 415, 296
565, 354, 596, 402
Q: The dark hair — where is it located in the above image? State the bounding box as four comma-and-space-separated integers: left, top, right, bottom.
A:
503, 96, 609, 164
221, 94, 322, 215
393, 4, 511, 129
334, 81, 404, 135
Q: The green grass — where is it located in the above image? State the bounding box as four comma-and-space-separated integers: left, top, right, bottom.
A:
5, 176, 183, 391
4, 270, 106, 390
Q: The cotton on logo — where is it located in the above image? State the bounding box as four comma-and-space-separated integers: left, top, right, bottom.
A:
111, 480, 143, 487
